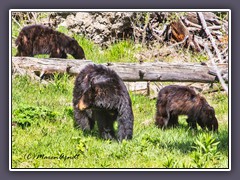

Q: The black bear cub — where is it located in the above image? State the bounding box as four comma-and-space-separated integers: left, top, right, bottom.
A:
73, 64, 134, 141
155, 85, 218, 131
15, 25, 85, 59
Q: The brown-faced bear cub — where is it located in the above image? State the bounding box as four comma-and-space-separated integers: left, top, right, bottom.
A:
155, 85, 218, 131
15, 25, 85, 59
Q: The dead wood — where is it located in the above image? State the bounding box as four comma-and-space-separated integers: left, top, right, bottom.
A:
12, 57, 228, 83
198, 12, 224, 63
170, 19, 189, 42
204, 43, 228, 93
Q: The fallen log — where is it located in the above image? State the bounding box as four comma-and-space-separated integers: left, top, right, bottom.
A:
12, 57, 228, 83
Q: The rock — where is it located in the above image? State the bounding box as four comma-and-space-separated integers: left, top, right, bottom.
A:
54, 12, 135, 47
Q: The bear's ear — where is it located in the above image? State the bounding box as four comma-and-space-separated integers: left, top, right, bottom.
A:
199, 96, 206, 103
90, 77, 96, 88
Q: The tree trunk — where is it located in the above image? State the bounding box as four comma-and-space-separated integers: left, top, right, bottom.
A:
12, 57, 228, 83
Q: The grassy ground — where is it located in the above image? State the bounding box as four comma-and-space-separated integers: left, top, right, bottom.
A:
11, 74, 228, 168
11, 22, 229, 169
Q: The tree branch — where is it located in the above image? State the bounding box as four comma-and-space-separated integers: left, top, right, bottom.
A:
204, 44, 228, 94
198, 12, 224, 63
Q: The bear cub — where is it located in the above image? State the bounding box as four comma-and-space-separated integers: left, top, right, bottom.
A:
73, 64, 134, 141
15, 25, 85, 59
155, 85, 218, 131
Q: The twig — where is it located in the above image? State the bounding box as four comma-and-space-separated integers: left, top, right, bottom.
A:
130, 17, 140, 43
211, 30, 223, 36
142, 13, 150, 45
198, 12, 223, 63
188, 27, 201, 32
31, 12, 38, 24
151, 22, 159, 29
169, 35, 189, 48
147, 81, 150, 96
183, 18, 222, 30
204, 43, 228, 94
148, 23, 163, 43
181, 17, 202, 29
26, 13, 32, 24
207, 26, 222, 30
221, 47, 228, 55
153, 82, 163, 92
12, 16, 22, 29
192, 34, 202, 52
153, 25, 167, 37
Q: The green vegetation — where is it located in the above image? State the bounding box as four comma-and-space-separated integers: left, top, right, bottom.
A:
11, 75, 228, 169
11, 17, 229, 169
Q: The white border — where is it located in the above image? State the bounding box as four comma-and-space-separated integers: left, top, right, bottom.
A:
9, 9, 231, 171
228, 9, 231, 172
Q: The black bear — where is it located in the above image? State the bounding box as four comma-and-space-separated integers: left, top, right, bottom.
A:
155, 85, 218, 131
72, 64, 134, 141
15, 25, 85, 59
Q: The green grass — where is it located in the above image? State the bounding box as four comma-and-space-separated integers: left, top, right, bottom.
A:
11, 75, 229, 168
72, 29, 141, 63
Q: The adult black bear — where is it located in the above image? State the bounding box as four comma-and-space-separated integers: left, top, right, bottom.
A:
15, 25, 85, 59
73, 64, 134, 141
155, 85, 218, 131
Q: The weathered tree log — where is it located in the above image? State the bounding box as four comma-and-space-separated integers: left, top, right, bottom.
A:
12, 57, 228, 83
